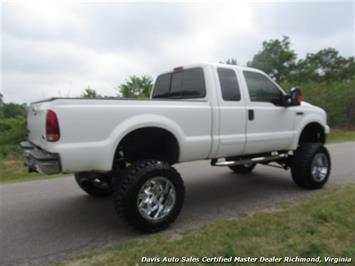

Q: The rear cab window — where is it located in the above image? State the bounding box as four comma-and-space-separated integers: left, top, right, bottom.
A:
152, 68, 206, 99
153, 73, 171, 98
217, 68, 241, 101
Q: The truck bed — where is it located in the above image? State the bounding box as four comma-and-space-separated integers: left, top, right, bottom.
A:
27, 97, 213, 172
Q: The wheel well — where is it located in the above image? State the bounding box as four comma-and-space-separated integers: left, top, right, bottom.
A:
298, 123, 326, 144
115, 127, 180, 165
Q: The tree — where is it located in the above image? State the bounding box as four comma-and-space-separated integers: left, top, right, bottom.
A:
81, 87, 101, 98
118, 75, 153, 98
0, 93, 3, 107
293, 48, 355, 82
1, 103, 26, 119
247, 36, 297, 82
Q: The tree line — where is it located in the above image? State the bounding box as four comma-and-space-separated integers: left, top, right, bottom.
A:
1, 36, 354, 156
228, 36, 355, 128
108, 36, 354, 128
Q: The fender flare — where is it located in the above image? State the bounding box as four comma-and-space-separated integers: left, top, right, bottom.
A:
108, 114, 185, 168
291, 115, 328, 149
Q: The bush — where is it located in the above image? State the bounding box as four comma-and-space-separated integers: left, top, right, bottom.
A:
0, 112, 27, 157
0, 116, 27, 145
0, 145, 22, 158
281, 78, 355, 128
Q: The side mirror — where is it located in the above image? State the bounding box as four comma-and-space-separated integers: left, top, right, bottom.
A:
288, 87, 303, 106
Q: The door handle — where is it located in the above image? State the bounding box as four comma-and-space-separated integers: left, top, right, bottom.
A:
248, 109, 254, 121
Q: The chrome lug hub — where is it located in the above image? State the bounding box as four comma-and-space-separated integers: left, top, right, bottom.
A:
137, 177, 176, 222
311, 153, 329, 182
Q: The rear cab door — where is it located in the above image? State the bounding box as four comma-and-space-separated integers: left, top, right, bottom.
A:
239, 69, 295, 154
213, 66, 247, 158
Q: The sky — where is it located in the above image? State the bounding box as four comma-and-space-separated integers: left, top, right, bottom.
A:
1, 0, 354, 104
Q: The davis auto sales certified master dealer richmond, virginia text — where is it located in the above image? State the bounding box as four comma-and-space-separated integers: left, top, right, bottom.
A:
141, 256, 352, 264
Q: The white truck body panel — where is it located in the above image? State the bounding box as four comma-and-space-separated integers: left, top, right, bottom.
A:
25, 63, 329, 173
30, 99, 212, 172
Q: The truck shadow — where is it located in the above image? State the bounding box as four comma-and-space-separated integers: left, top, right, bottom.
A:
32, 164, 320, 236
174, 163, 320, 230
48, 164, 318, 238
0, 163, 324, 265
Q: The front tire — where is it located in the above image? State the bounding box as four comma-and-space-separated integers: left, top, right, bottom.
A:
75, 172, 113, 197
291, 143, 331, 189
113, 160, 185, 233
228, 163, 256, 174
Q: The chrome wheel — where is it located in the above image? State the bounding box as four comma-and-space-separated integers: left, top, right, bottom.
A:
137, 177, 176, 222
311, 153, 329, 182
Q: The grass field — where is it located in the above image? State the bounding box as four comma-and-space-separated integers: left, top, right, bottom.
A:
0, 152, 62, 184
60, 184, 355, 266
328, 129, 355, 143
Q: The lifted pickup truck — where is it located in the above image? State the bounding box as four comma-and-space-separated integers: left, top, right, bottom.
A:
22, 63, 331, 232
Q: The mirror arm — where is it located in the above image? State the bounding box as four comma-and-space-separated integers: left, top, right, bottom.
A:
282, 95, 291, 107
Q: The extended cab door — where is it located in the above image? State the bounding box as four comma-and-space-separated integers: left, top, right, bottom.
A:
215, 67, 247, 157
241, 70, 295, 154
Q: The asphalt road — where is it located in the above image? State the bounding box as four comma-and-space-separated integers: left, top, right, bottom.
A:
1, 142, 354, 265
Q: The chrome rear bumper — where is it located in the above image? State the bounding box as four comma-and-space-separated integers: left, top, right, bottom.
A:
21, 141, 61, 175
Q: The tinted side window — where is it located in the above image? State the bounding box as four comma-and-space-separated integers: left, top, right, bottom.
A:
243, 71, 282, 102
152, 73, 171, 98
217, 68, 241, 101
170, 68, 205, 98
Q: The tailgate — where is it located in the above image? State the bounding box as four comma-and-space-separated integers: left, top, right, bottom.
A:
27, 102, 48, 148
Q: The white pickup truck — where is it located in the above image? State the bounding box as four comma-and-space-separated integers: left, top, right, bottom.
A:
22, 63, 331, 232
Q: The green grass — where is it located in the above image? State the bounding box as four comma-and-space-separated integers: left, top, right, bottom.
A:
328, 129, 355, 143
60, 184, 355, 266
0, 152, 63, 184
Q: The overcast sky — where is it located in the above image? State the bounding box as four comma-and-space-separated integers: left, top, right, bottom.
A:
1, 0, 354, 103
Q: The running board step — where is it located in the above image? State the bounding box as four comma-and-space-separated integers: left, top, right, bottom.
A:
211, 152, 289, 167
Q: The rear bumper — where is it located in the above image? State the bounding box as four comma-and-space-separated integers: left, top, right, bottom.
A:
21, 141, 61, 175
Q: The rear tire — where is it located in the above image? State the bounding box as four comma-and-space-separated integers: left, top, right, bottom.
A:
291, 143, 331, 189
75, 172, 113, 197
113, 160, 185, 233
228, 163, 256, 174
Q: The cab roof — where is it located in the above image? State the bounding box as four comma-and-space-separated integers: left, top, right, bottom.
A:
160, 63, 264, 76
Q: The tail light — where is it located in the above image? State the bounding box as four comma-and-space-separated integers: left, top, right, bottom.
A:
46, 110, 60, 142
